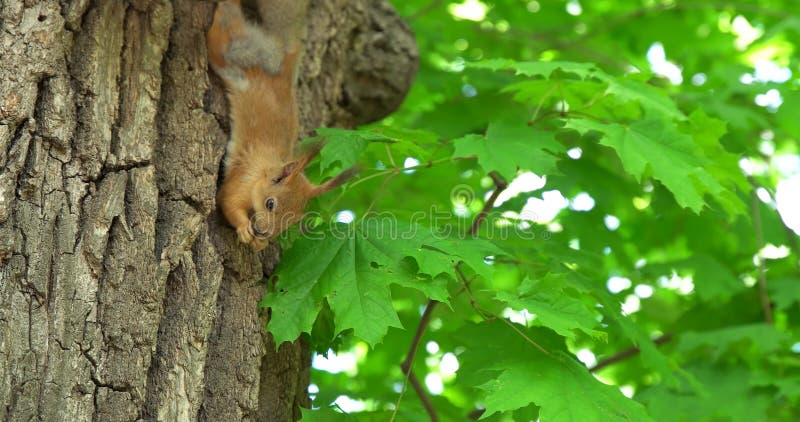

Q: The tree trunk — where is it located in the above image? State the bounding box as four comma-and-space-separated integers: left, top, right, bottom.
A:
0, 1, 416, 421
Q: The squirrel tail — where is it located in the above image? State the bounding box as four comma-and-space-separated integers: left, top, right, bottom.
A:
256, 0, 309, 52
207, 0, 308, 88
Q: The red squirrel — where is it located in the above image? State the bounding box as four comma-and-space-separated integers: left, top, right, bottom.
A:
207, 0, 356, 250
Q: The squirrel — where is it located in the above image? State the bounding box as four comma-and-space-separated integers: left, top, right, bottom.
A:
207, 0, 357, 250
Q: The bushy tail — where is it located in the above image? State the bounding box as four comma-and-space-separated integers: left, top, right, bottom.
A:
207, 0, 308, 87
255, 0, 309, 52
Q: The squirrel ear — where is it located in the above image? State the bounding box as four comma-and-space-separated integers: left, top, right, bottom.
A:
282, 141, 325, 183
272, 161, 298, 184
297, 140, 324, 170
302, 140, 325, 159
310, 166, 359, 198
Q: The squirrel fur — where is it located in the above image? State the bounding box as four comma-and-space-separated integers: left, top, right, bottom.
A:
207, 0, 356, 250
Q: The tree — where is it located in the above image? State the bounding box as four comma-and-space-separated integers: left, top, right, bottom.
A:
264, 1, 800, 421
0, 1, 416, 421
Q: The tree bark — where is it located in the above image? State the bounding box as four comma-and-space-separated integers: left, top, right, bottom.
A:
0, 1, 417, 421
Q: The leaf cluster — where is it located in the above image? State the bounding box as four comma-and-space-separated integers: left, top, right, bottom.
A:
265, 1, 800, 420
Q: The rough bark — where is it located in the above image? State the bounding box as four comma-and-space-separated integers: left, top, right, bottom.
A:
0, 0, 417, 421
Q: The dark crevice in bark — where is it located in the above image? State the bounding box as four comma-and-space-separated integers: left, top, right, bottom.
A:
4, 378, 27, 421
91, 385, 99, 422
63, 0, 92, 179
90, 373, 132, 394
162, 194, 206, 217
80, 338, 98, 370
101, 160, 152, 176
108, 5, 130, 164
203, 84, 229, 135
60, 0, 93, 32
3, 118, 30, 171
46, 232, 57, 309
71, 183, 91, 254
33, 75, 54, 136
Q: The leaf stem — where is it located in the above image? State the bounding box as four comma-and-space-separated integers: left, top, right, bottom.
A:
530, 83, 559, 124
454, 264, 549, 355
329, 156, 463, 209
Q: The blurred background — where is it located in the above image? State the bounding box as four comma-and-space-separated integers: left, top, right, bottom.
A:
296, 1, 800, 420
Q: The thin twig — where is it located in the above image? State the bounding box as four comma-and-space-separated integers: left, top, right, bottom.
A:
747, 174, 800, 270
392, 299, 439, 422
530, 83, 560, 124
469, 172, 508, 235
750, 186, 774, 325
409, 0, 445, 21
385, 143, 398, 168
394, 173, 508, 421
454, 264, 549, 355
329, 157, 460, 208
589, 334, 672, 373
364, 170, 398, 215
363, 145, 401, 214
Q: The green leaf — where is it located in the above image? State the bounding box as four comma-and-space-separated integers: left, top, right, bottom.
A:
645, 255, 747, 303
687, 256, 747, 302
685, 109, 748, 215
456, 322, 653, 421
677, 324, 792, 361
469, 59, 603, 79
639, 365, 773, 422
453, 122, 564, 179
769, 277, 800, 310
262, 225, 402, 346
567, 272, 679, 385
605, 78, 686, 121
367, 125, 440, 159
566, 118, 713, 212
263, 222, 503, 346
414, 232, 503, 281
314, 128, 373, 172
495, 276, 604, 341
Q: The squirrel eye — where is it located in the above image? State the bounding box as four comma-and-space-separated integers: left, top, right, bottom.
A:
265, 198, 276, 211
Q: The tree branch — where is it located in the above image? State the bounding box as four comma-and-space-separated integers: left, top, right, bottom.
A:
469, 172, 508, 235
393, 299, 439, 422
394, 172, 508, 421
589, 334, 672, 373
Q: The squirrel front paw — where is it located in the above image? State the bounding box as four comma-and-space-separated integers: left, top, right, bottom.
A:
251, 237, 269, 251
236, 223, 269, 251
236, 223, 254, 244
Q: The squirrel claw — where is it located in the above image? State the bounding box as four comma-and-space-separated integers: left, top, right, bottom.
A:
236, 224, 254, 244
251, 237, 269, 251
236, 223, 268, 251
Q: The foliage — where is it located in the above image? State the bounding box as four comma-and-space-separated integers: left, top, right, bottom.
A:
263, 1, 800, 420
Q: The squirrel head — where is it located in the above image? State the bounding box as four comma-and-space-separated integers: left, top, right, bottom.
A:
248, 143, 357, 240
